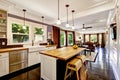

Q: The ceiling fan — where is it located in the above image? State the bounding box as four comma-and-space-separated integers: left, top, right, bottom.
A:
81, 24, 92, 30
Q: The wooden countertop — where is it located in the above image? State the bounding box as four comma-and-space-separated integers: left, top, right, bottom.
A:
0, 47, 28, 53
40, 47, 86, 61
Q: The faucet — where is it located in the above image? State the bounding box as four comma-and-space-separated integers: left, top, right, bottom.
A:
32, 40, 34, 46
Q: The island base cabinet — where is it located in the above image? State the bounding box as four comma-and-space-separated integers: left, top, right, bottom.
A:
40, 54, 57, 80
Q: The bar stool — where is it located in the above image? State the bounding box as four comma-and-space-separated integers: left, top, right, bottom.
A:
76, 55, 88, 80
64, 58, 82, 80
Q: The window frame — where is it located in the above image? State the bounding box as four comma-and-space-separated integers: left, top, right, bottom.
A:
11, 22, 30, 44
34, 26, 45, 42
90, 34, 97, 43
60, 30, 66, 47
67, 32, 73, 45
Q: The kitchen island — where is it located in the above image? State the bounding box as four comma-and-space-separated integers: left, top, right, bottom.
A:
40, 47, 86, 80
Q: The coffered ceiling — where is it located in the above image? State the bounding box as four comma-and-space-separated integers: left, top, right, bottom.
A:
1, 0, 116, 33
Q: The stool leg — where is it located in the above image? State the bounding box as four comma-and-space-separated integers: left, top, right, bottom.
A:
64, 66, 68, 80
76, 68, 80, 80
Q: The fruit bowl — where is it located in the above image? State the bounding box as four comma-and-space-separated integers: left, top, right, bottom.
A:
72, 45, 78, 49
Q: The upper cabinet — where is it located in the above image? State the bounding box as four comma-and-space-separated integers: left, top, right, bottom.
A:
0, 9, 7, 38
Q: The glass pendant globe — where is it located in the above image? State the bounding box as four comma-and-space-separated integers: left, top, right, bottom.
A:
72, 26, 75, 29
66, 23, 69, 27
56, 19, 61, 25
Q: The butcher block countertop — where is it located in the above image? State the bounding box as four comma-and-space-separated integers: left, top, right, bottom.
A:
40, 47, 86, 61
0, 47, 28, 53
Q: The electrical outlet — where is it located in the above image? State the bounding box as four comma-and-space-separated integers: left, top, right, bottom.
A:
2, 42, 5, 45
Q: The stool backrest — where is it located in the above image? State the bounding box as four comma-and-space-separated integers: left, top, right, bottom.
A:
76, 55, 86, 63
68, 58, 82, 70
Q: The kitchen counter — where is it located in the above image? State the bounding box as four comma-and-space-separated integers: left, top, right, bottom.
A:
0, 47, 28, 53
40, 47, 85, 61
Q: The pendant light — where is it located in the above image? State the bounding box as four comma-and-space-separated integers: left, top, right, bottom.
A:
72, 10, 75, 29
41, 16, 44, 31
65, 4, 69, 27
23, 9, 26, 29
56, 0, 61, 25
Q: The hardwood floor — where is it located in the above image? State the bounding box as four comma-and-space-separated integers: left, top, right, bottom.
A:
67, 48, 116, 80
87, 48, 116, 80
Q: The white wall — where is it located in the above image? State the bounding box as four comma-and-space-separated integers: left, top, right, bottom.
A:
107, 3, 120, 80
75, 32, 83, 41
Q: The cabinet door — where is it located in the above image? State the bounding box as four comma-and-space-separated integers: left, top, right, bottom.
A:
9, 50, 27, 64
28, 52, 40, 66
0, 53, 9, 77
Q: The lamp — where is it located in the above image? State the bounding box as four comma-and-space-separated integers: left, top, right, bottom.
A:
41, 16, 44, 31
65, 4, 69, 27
56, 0, 61, 25
23, 9, 26, 29
72, 10, 75, 29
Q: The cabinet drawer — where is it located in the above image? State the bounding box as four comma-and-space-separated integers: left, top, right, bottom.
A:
9, 61, 27, 73
9, 50, 27, 64
0, 52, 9, 58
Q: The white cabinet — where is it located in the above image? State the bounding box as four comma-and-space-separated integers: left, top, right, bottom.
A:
0, 52, 9, 77
27, 46, 47, 66
28, 52, 40, 66
40, 54, 57, 80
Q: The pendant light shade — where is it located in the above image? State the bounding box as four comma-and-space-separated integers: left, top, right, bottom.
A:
41, 16, 44, 31
23, 9, 26, 29
57, 19, 61, 25
65, 4, 69, 27
56, 0, 61, 25
72, 10, 75, 29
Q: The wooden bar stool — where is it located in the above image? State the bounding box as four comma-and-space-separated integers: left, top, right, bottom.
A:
76, 55, 88, 80
76, 55, 86, 63
64, 58, 82, 80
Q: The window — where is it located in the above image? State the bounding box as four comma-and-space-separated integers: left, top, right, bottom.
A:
12, 23, 29, 43
99, 34, 102, 45
90, 35, 97, 43
60, 31, 66, 46
34, 27, 44, 42
68, 32, 73, 45
85, 35, 89, 42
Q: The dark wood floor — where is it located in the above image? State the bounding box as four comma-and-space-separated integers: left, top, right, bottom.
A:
67, 48, 116, 80
87, 48, 115, 80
